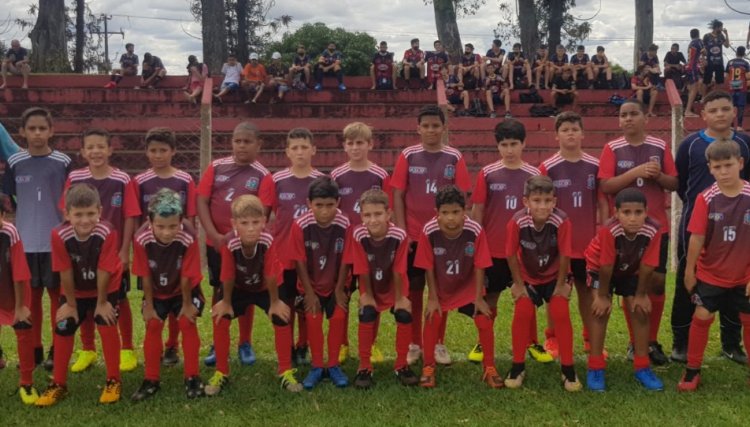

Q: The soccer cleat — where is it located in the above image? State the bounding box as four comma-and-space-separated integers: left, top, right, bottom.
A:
19, 385, 40, 405
338, 344, 350, 364
543, 337, 560, 360
279, 369, 303, 392
395, 366, 419, 386
406, 344, 422, 365
338, 83, 347, 91
354, 369, 374, 389
634, 367, 664, 391
562, 374, 583, 392
238, 342, 256, 366
722, 346, 748, 365
504, 370, 526, 389
648, 342, 669, 366
303, 367, 325, 390
434, 344, 452, 365
504, 112, 513, 119
162, 346, 180, 367
370, 345, 385, 364
99, 378, 122, 404
482, 366, 504, 389
43, 347, 54, 372
527, 344, 554, 363
35, 383, 67, 407
419, 365, 436, 388
327, 366, 349, 388
204, 345, 217, 367
120, 349, 138, 372
205, 371, 230, 396
314, 83, 322, 91
131, 380, 160, 402
677, 370, 701, 392
586, 369, 606, 392
103, 81, 116, 89
467, 344, 484, 363
71, 350, 98, 373
293, 346, 309, 366
670, 346, 687, 364
184, 376, 206, 399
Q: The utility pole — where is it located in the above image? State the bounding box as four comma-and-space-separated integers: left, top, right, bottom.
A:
95, 14, 124, 72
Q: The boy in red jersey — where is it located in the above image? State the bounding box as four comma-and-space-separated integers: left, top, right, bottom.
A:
62, 128, 140, 373
36, 184, 122, 407
260, 128, 325, 366
0, 193, 37, 404
599, 99, 678, 365
414, 185, 501, 388
679, 139, 750, 391
401, 38, 425, 88
207, 195, 301, 394
345, 189, 418, 388
289, 177, 350, 390
505, 176, 581, 391
131, 189, 205, 401
391, 105, 471, 366
133, 127, 197, 367
725, 46, 750, 130
585, 188, 664, 392
539, 112, 608, 357
198, 122, 269, 368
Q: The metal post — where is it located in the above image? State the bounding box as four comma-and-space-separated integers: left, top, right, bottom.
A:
669, 95, 684, 272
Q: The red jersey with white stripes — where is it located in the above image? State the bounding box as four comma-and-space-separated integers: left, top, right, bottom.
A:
506, 207, 572, 285
220, 230, 282, 293
585, 216, 661, 277
471, 161, 540, 258
330, 163, 390, 225
688, 181, 750, 287
598, 136, 677, 232
414, 217, 492, 310
539, 153, 600, 258
134, 168, 197, 221
391, 144, 471, 241
0, 222, 31, 324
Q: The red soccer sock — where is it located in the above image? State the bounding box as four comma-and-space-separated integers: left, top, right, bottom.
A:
144, 319, 164, 381
740, 313, 750, 368
394, 321, 411, 370
80, 315, 96, 351
214, 317, 231, 376
422, 311, 442, 367
545, 327, 555, 341
409, 289, 423, 347
327, 307, 346, 368
52, 333, 75, 385
342, 303, 350, 347
118, 297, 134, 350
238, 305, 254, 345
633, 354, 650, 371
686, 315, 714, 369
296, 310, 308, 348
373, 314, 381, 344
98, 324, 121, 381
529, 306, 539, 345
437, 311, 448, 344
512, 298, 535, 363
179, 316, 201, 379
30, 287, 44, 349
305, 312, 325, 368
582, 326, 590, 342
165, 313, 180, 349
474, 314, 495, 369
15, 328, 35, 386
648, 293, 665, 342
274, 324, 293, 374
549, 296, 574, 366
358, 320, 375, 371
622, 298, 635, 344
588, 354, 606, 370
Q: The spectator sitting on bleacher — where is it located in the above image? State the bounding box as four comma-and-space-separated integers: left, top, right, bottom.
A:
570, 45, 594, 88
441, 64, 468, 114
401, 38, 425, 89
289, 44, 311, 89
242, 52, 267, 104
591, 46, 613, 89
1, 39, 31, 89
371, 41, 397, 90
184, 55, 208, 104
314, 42, 346, 92
214, 54, 243, 103
138, 52, 167, 89
426, 40, 449, 90
484, 62, 511, 119
631, 64, 658, 116
506, 43, 533, 90
104, 43, 138, 89
267, 52, 290, 104
639, 44, 662, 89
458, 43, 482, 89
533, 44, 549, 89
548, 44, 571, 87
551, 67, 578, 111
481, 39, 505, 81
663, 43, 687, 89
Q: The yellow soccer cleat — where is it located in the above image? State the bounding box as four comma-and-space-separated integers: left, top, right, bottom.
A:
370, 345, 385, 364
19, 385, 39, 405
71, 350, 98, 373
527, 344, 554, 363
468, 344, 484, 363
99, 379, 122, 404
338, 345, 349, 364
35, 383, 67, 407
119, 349, 138, 372
279, 368, 303, 392
205, 371, 230, 396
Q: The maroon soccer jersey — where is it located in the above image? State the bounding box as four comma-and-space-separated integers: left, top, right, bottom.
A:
403, 48, 424, 65
51, 221, 122, 299
550, 52, 569, 66
372, 52, 395, 80
539, 153, 600, 258
461, 53, 482, 67
62, 167, 141, 246
347, 223, 409, 311
570, 53, 590, 65
506, 207, 572, 285
132, 222, 202, 299
584, 216, 661, 278
219, 230, 282, 293
471, 161, 540, 258
688, 182, 750, 287
330, 163, 390, 225
391, 145, 471, 241
289, 210, 350, 296
598, 136, 677, 233
134, 168, 197, 221
0, 222, 31, 324
197, 157, 270, 242
414, 217, 491, 310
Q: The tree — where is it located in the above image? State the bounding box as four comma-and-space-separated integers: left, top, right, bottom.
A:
74, 0, 84, 72
547, 0, 564, 51
424, 0, 485, 61
634, 0, 653, 69
200, 0, 227, 74
29, 0, 70, 72
518, 0, 539, 59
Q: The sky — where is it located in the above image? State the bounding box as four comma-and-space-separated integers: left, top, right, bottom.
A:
1, 0, 749, 72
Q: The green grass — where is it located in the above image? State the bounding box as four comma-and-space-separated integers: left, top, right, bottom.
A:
0, 273, 747, 426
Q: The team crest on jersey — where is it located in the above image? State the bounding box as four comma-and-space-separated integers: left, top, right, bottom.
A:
744, 210, 750, 225
148, 260, 157, 269
334, 238, 345, 253
111, 192, 123, 208
444, 164, 455, 179
245, 177, 259, 191
433, 247, 447, 256
587, 174, 596, 190
464, 242, 475, 256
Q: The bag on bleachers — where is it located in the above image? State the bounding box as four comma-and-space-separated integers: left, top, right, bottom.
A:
468, 98, 486, 117
519, 88, 544, 104
529, 104, 559, 117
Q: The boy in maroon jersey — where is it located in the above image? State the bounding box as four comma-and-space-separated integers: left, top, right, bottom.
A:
505, 176, 581, 391
414, 185, 501, 388
289, 177, 350, 390
458, 43, 482, 89
539, 112, 608, 357
548, 44, 571, 83
260, 128, 324, 365
391, 105, 472, 366
425, 40, 449, 90
585, 188, 664, 392
679, 139, 750, 391
131, 189, 205, 401
725, 46, 750, 130
483, 63, 511, 119
61, 128, 140, 373
197, 122, 269, 368
533, 44, 549, 89
401, 38, 425, 88
36, 184, 122, 407
599, 99, 678, 365
207, 195, 301, 394
639, 44, 662, 90
506, 43, 533, 90
631, 65, 658, 117
133, 127, 197, 367
370, 41, 397, 90
482, 39, 506, 81
344, 189, 418, 388
685, 29, 705, 117
570, 45, 594, 88
0, 193, 37, 404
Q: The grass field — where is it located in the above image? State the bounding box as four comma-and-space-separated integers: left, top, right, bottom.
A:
0, 273, 748, 427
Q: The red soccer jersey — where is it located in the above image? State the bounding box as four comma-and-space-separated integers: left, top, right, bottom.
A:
598, 136, 677, 233
414, 217, 492, 311
0, 222, 31, 325
584, 217, 661, 277
506, 207, 572, 285
134, 168, 197, 222
688, 182, 750, 287
220, 230, 282, 293
330, 163, 390, 225
132, 222, 202, 299
403, 48, 424, 65
289, 210, 350, 296
391, 145, 471, 241
197, 157, 270, 242
472, 161, 540, 258
539, 153, 600, 258
51, 222, 122, 298
346, 223, 409, 311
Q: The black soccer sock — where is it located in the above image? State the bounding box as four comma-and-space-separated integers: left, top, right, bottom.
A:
684, 367, 700, 382
509, 362, 525, 378
561, 364, 577, 382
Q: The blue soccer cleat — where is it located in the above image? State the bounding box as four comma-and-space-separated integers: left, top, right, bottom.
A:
303, 367, 325, 390
586, 369, 606, 392
327, 366, 349, 388
238, 342, 256, 366
635, 367, 664, 391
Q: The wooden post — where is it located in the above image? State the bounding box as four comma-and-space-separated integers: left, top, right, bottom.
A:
199, 77, 214, 269
665, 79, 683, 272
